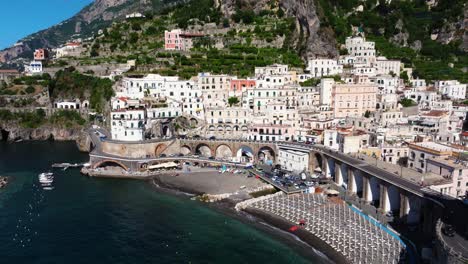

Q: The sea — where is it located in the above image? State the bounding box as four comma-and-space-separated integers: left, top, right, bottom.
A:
0, 141, 329, 264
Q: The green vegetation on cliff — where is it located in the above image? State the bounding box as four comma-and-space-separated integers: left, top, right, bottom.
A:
316, 0, 467, 82
76, 0, 302, 78
49, 67, 114, 113
0, 109, 86, 128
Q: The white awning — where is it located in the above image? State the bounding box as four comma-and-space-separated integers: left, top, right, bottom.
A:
148, 162, 178, 169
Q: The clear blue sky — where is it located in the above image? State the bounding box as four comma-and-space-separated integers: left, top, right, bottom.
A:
0, 0, 93, 49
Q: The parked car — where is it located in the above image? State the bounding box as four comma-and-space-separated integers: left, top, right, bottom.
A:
208, 156, 215, 160
159, 154, 167, 158
209, 136, 216, 140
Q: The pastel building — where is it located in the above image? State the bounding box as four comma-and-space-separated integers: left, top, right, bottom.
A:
164, 29, 204, 51
332, 83, 377, 118
230, 78, 255, 97
34, 49, 49, 61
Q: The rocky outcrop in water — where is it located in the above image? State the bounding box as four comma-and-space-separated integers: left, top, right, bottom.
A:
0, 123, 91, 152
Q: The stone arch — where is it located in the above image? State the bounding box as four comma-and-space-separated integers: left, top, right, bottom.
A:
162, 126, 171, 137
236, 145, 254, 163
190, 118, 198, 127
195, 143, 212, 157
215, 144, 233, 159
155, 143, 167, 156
180, 145, 192, 155
94, 160, 128, 171
258, 146, 276, 163
208, 125, 215, 131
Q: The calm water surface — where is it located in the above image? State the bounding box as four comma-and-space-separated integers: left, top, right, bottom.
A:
0, 141, 327, 263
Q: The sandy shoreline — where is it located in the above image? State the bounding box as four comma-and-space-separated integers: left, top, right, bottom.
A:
147, 172, 346, 264
87, 167, 347, 263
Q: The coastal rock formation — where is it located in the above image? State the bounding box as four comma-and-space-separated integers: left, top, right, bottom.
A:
0, 123, 91, 152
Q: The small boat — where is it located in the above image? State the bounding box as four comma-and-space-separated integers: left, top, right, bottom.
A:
43, 186, 54, 191
15, 139, 23, 143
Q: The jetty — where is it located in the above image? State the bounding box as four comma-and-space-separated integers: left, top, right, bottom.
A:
52, 163, 86, 170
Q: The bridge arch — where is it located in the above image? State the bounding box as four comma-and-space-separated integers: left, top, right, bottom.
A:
162, 126, 171, 137
369, 177, 380, 207
387, 185, 401, 214
236, 145, 254, 163
312, 153, 324, 173
180, 145, 192, 155
258, 146, 276, 163
93, 159, 128, 171
215, 144, 233, 159
155, 143, 167, 157
195, 143, 213, 157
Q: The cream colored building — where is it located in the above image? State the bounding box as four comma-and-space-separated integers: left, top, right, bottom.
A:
197, 73, 233, 107
332, 83, 377, 118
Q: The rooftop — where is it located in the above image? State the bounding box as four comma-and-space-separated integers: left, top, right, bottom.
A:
427, 156, 468, 169
411, 142, 456, 153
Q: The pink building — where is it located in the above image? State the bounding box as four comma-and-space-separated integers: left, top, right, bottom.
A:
164, 29, 204, 51
230, 79, 256, 96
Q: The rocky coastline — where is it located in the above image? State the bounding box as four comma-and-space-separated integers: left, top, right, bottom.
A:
0, 122, 92, 152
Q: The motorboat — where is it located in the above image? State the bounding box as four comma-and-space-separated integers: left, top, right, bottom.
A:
38, 173, 54, 184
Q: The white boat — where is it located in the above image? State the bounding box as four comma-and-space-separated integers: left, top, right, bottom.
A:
39, 173, 54, 184
43, 186, 54, 191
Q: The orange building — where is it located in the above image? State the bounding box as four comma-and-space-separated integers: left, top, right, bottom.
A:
33, 49, 49, 61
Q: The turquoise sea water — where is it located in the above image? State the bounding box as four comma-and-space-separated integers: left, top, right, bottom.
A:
0, 141, 327, 264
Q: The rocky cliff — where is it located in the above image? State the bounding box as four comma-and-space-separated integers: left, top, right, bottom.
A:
218, 0, 338, 58
0, 123, 92, 152
279, 0, 338, 58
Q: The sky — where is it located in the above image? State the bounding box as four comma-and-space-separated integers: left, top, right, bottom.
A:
0, 0, 93, 50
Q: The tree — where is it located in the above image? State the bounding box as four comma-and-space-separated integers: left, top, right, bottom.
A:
228, 96, 239, 106
25, 86, 35, 94
399, 98, 415, 107
364, 110, 371, 118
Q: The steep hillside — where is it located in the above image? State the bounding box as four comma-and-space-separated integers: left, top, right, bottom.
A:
0, 0, 181, 63
314, 0, 467, 82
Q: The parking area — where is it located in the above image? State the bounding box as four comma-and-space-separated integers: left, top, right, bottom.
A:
251, 165, 331, 193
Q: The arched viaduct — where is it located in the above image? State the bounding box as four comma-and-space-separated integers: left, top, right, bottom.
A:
89, 136, 450, 229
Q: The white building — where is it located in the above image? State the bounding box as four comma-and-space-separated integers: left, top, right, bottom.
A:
110, 108, 146, 141
25, 61, 42, 75
278, 148, 309, 173
345, 36, 376, 65
306, 59, 343, 78
375, 57, 401, 76
435, 80, 466, 100
55, 42, 83, 58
